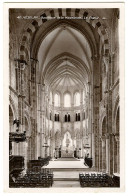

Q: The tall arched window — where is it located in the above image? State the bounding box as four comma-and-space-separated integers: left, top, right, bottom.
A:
64, 93, 71, 107
54, 93, 60, 106
74, 92, 80, 106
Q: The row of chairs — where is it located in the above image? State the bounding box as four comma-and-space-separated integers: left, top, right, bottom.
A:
27, 167, 53, 174
79, 173, 119, 187
10, 172, 54, 188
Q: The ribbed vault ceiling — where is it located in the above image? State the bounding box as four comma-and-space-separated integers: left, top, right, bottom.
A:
37, 23, 93, 91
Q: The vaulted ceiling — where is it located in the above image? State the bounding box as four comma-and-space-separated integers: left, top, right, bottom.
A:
37, 25, 92, 92
9, 8, 116, 93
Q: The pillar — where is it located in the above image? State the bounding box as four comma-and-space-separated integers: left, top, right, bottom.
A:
91, 132, 95, 167
110, 133, 114, 175
105, 133, 110, 173
91, 55, 100, 171
115, 136, 120, 174
41, 84, 46, 158
99, 137, 102, 171
27, 136, 31, 161
101, 136, 106, 172
15, 61, 26, 133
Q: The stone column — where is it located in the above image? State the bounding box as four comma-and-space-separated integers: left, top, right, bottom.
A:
99, 137, 102, 171
15, 62, 26, 133
14, 142, 19, 155
11, 142, 15, 155
91, 132, 95, 167
19, 142, 22, 156
47, 97, 50, 157
27, 136, 31, 161
40, 113, 43, 158
92, 55, 100, 171
30, 59, 38, 160
71, 96, 75, 156
80, 90, 84, 158
105, 55, 113, 175
105, 133, 110, 173
23, 140, 28, 172
37, 83, 41, 158
115, 136, 120, 174
113, 134, 119, 174
52, 97, 55, 158
101, 136, 106, 172
42, 114, 45, 158
110, 133, 114, 175
60, 93, 64, 150
50, 137, 53, 158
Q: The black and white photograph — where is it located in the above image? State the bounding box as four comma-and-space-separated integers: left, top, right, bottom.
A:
3, 2, 125, 192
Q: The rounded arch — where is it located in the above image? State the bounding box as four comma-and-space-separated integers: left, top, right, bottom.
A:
19, 9, 109, 61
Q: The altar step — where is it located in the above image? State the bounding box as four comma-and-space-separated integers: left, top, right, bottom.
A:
54, 158, 80, 161
54, 178, 79, 181
50, 168, 91, 171
43, 159, 91, 171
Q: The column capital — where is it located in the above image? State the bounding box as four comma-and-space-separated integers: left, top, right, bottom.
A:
115, 135, 120, 142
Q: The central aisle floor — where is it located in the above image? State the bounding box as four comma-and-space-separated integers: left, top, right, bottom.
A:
52, 181, 81, 188
43, 158, 88, 169
42, 158, 94, 187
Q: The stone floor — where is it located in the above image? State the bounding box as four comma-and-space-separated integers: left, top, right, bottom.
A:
52, 181, 81, 188
43, 158, 88, 169
43, 158, 91, 187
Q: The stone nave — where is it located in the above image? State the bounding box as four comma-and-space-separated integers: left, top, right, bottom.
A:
8, 7, 120, 188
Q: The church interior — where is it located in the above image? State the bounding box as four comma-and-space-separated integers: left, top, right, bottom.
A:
9, 8, 120, 188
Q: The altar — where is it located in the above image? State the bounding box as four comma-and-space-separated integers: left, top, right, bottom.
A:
61, 148, 74, 158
